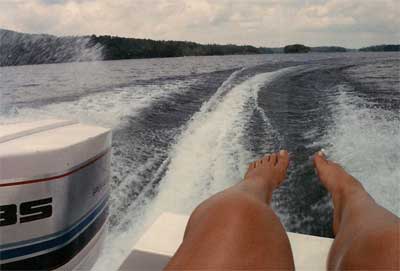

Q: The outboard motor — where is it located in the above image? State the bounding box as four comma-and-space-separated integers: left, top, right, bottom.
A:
0, 119, 111, 270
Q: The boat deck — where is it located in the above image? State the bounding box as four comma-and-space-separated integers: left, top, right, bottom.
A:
119, 212, 333, 270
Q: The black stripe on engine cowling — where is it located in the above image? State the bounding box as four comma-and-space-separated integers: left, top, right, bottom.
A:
0, 206, 108, 271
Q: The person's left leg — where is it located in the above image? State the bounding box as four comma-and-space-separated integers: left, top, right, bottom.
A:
165, 150, 294, 271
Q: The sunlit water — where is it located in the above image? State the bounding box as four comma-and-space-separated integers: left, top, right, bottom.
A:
0, 53, 399, 270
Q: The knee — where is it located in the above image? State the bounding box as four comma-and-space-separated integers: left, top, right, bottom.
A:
186, 191, 274, 233
339, 225, 400, 270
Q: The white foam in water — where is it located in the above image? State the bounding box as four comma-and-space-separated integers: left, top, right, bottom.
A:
156, 67, 296, 212
321, 86, 400, 216
104, 72, 246, 241
0, 80, 196, 128
93, 67, 296, 270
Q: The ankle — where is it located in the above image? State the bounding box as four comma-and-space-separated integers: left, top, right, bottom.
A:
334, 184, 373, 220
239, 178, 275, 203
244, 176, 277, 193
333, 179, 369, 209
333, 176, 365, 201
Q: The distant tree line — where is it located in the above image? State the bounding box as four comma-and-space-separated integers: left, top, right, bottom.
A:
283, 44, 348, 54
1, 28, 399, 67
311, 46, 347, 53
89, 35, 269, 60
359, 45, 400, 52
89, 36, 353, 59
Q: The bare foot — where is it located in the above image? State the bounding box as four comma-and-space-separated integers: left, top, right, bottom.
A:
242, 150, 289, 203
313, 151, 370, 234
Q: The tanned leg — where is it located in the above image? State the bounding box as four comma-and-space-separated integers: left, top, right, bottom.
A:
314, 151, 400, 270
165, 150, 294, 271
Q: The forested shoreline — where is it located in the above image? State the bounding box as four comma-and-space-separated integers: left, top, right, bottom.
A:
1, 29, 398, 67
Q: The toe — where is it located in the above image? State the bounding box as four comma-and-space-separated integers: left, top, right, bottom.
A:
277, 149, 289, 170
270, 153, 277, 165
313, 151, 342, 193
262, 154, 270, 164
313, 150, 328, 172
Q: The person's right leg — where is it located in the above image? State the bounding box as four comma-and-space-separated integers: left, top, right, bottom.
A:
314, 151, 400, 270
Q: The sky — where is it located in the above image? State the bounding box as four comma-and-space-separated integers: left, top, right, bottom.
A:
0, 0, 399, 48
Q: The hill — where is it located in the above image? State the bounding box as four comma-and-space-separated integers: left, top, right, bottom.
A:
284, 44, 311, 53
282, 45, 347, 54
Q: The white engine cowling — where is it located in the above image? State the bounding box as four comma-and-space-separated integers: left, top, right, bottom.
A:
0, 119, 111, 270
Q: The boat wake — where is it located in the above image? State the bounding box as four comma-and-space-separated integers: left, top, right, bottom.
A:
320, 85, 400, 216
151, 67, 296, 214
94, 66, 297, 270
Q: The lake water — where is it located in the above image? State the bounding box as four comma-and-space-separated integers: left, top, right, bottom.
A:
1, 52, 399, 270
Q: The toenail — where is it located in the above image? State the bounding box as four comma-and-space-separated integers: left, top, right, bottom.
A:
280, 150, 286, 155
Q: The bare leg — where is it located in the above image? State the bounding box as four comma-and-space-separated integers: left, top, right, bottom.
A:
165, 150, 294, 270
314, 152, 400, 270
